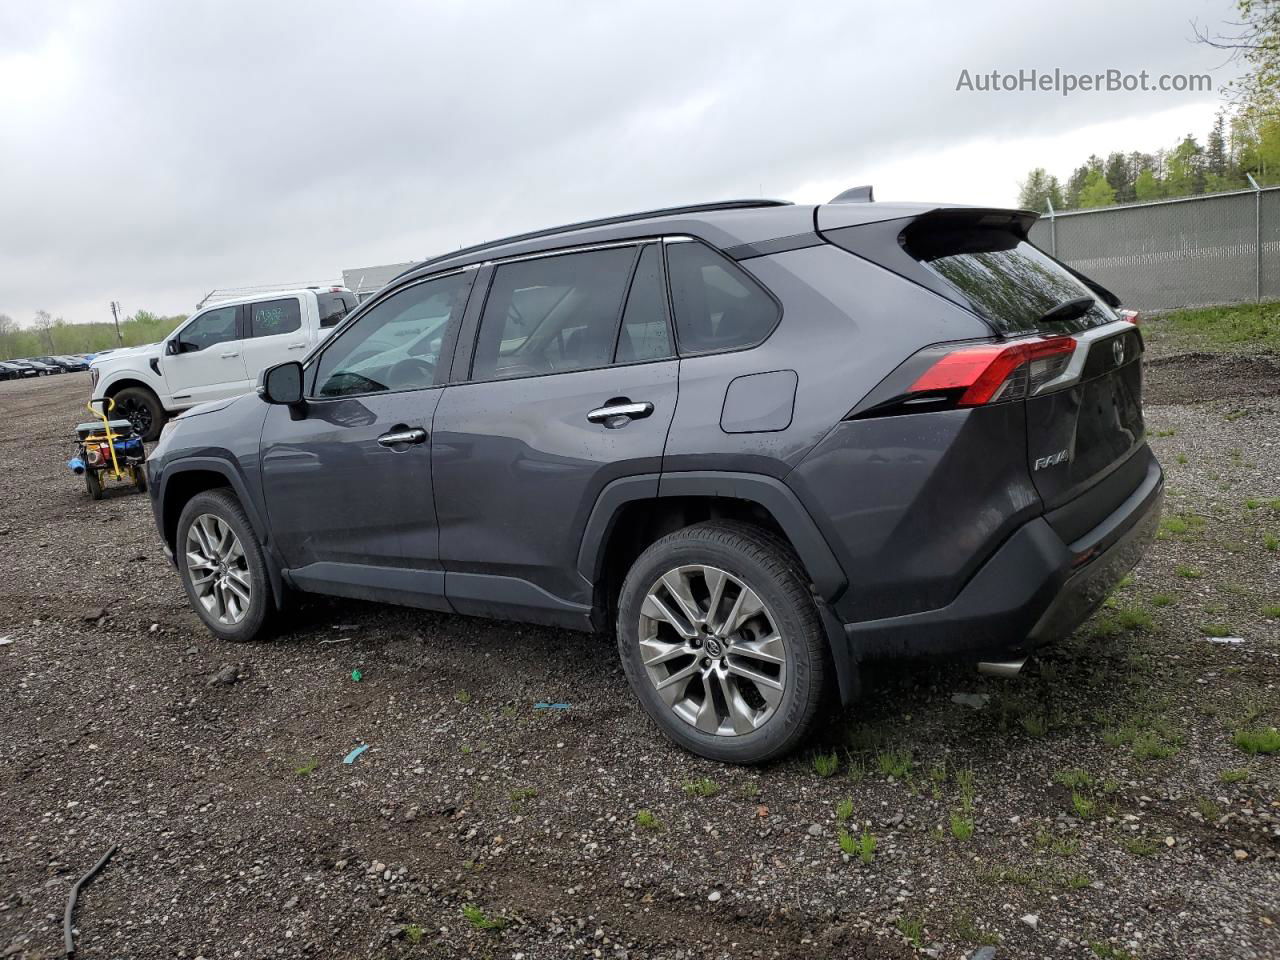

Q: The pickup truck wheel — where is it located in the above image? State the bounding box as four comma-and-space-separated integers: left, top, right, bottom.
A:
616, 521, 831, 765
176, 490, 272, 642
112, 386, 166, 442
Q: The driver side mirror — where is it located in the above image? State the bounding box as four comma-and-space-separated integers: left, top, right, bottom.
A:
260, 361, 304, 407
165, 339, 181, 355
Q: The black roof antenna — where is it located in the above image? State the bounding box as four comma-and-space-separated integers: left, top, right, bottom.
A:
829, 185, 874, 203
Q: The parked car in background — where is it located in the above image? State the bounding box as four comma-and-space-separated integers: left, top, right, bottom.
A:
89, 287, 357, 440
37, 355, 89, 372
146, 195, 1162, 764
0, 361, 38, 380
17, 358, 59, 375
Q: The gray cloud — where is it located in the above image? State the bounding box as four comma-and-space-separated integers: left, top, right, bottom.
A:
0, 0, 1239, 324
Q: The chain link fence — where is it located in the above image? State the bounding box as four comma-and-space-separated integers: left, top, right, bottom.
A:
1027, 185, 1280, 311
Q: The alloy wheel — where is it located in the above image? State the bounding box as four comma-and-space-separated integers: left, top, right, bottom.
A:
116, 396, 152, 438
185, 513, 252, 625
638, 564, 787, 736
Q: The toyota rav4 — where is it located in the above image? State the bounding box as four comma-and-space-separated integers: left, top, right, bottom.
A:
146, 193, 1163, 764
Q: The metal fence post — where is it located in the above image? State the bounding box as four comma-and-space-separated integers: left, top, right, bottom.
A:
1045, 198, 1057, 257
1248, 173, 1262, 302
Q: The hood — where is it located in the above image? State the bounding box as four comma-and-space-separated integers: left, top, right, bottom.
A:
90, 342, 162, 366
175, 393, 249, 421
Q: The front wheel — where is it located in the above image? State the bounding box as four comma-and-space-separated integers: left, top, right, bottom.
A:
111, 386, 167, 442
616, 521, 831, 765
84, 469, 103, 501
176, 489, 272, 641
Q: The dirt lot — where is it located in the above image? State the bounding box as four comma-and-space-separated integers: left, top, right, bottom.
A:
1, 335, 1277, 960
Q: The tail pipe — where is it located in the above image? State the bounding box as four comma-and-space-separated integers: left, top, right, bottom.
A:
977, 657, 1027, 678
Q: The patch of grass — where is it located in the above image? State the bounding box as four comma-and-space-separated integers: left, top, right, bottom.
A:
681, 778, 720, 798
1193, 797, 1221, 821
845, 755, 867, 784
1201, 622, 1233, 638
1121, 835, 1158, 857
1020, 713, 1049, 737
1131, 730, 1179, 761
835, 797, 855, 823
1233, 726, 1280, 755
1261, 604, 1280, 619
1115, 606, 1153, 631
956, 767, 975, 810
812, 751, 840, 777
508, 786, 537, 807
837, 828, 857, 856
403, 923, 426, 944
1151, 428, 1176, 438
1150, 593, 1175, 607
454, 689, 472, 705
951, 912, 1000, 945
739, 781, 760, 799
1175, 565, 1203, 579
950, 813, 975, 841
1265, 532, 1279, 551
1072, 792, 1096, 819
1176, 453, 1188, 465
1065, 871, 1092, 889
1219, 768, 1250, 783
1054, 768, 1094, 790
634, 808, 661, 831
294, 758, 319, 777
461, 903, 507, 932
855, 829, 877, 863
1158, 513, 1204, 540
875, 748, 912, 779
895, 914, 925, 947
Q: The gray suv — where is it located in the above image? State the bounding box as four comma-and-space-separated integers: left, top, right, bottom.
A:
147, 193, 1163, 764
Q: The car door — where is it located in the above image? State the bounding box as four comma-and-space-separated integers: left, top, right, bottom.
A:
238, 296, 309, 379
162, 304, 251, 405
432, 242, 679, 625
258, 270, 474, 610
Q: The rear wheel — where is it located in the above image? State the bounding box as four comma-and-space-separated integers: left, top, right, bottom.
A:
84, 469, 103, 501
111, 386, 167, 442
616, 521, 831, 764
176, 489, 272, 641
132, 466, 148, 494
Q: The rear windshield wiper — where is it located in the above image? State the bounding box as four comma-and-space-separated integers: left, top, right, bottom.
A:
1039, 296, 1096, 325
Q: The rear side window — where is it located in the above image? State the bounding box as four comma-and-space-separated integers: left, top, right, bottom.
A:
904, 226, 1112, 335
471, 247, 635, 381
617, 244, 673, 363
318, 291, 357, 328
666, 240, 779, 354
249, 298, 302, 338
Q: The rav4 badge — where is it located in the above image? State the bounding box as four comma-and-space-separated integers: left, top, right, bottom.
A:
1034, 449, 1070, 470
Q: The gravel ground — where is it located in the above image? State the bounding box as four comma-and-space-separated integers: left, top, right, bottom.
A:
1, 334, 1277, 960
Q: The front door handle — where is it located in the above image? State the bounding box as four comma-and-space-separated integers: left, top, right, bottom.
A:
377, 427, 428, 447
220, 351, 240, 359
587, 400, 654, 425
287, 343, 307, 350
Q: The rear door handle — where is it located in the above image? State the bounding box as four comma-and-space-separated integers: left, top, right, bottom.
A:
377, 427, 428, 447
587, 401, 654, 424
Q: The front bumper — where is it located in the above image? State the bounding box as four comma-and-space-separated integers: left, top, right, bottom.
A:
844, 457, 1164, 659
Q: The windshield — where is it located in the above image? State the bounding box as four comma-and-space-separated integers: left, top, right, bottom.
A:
905, 226, 1115, 335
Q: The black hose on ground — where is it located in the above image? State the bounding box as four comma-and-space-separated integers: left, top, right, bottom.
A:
63, 844, 117, 958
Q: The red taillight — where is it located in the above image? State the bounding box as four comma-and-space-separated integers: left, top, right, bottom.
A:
1118, 309, 1140, 325
909, 337, 1077, 407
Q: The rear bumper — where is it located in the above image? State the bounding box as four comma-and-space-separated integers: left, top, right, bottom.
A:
843, 457, 1163, 659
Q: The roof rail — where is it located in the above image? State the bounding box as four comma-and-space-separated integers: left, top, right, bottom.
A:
829, 185, 874, 203
395, 198, 792, 282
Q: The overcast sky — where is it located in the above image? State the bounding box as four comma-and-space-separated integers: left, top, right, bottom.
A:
0, 0, 1242, 327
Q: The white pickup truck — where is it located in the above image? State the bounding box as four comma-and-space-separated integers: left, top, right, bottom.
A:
90, 287, 357, 440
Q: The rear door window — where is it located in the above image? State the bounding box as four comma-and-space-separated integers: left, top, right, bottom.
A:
470, 246, 636, 381
248, 298, 302, 338
904, 227, 1113, 335
616, 244, 673, 363
318, 291, 357, 328
665, 240, 779, 354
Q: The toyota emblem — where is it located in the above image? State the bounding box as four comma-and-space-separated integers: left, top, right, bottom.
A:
1112, 337, 1126, 366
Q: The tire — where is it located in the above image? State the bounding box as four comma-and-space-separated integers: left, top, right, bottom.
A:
616, 520, 831, 765
176, 489, 272, 642
84, 469, 103, 501
111, 386, 167, 442
132, 466, 148, 494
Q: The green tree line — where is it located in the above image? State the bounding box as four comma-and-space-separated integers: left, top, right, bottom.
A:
1018, 1, 1280, 212
0, 310, 186, 361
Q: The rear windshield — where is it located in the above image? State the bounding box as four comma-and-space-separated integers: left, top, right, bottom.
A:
904, 226, 1113, 335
